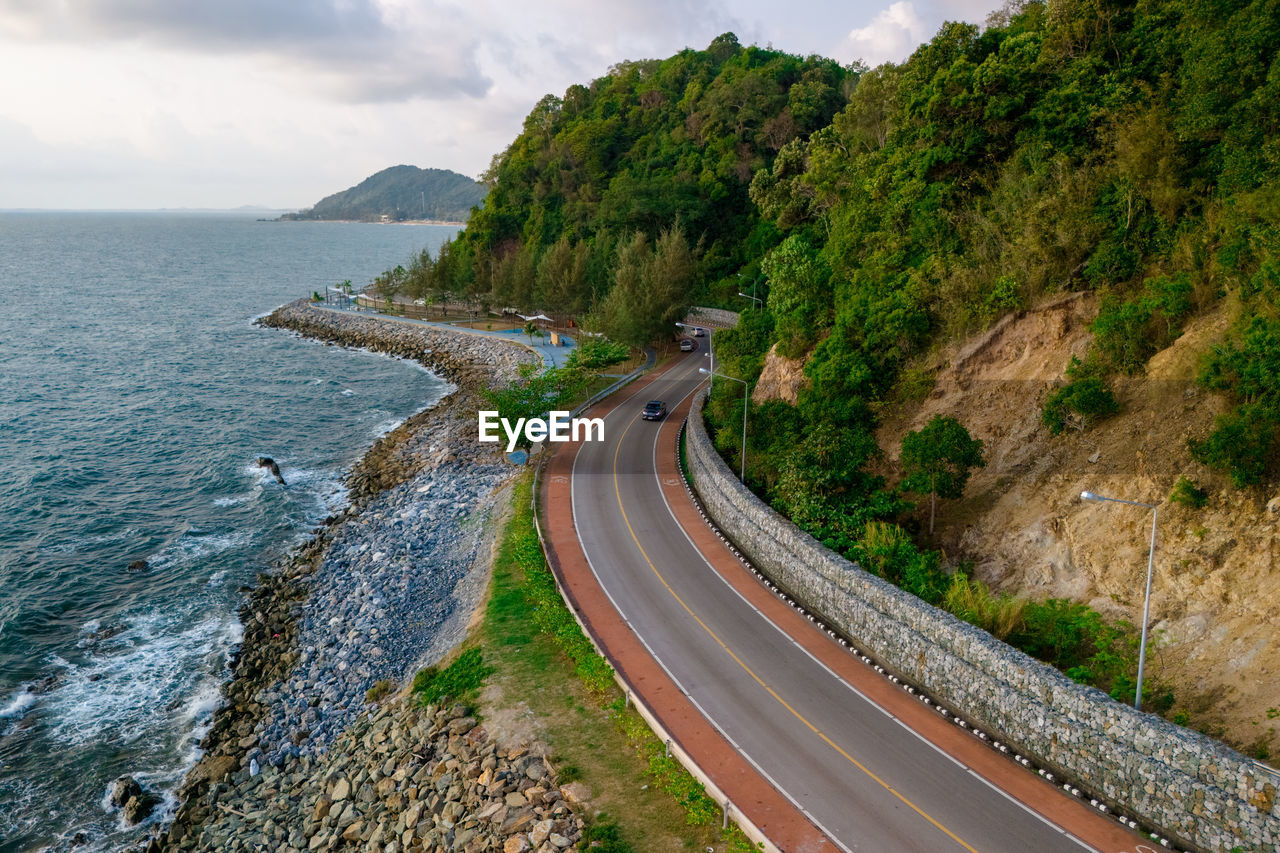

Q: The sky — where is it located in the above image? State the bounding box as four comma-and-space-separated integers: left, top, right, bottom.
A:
0, 0, 1001, 210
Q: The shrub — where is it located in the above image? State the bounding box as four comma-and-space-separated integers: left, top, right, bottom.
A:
982, 274, 1022, 319
1042, 376, 1120, 434
854, 522, 949, 605
365, 679, 395, 703
1090, 274, 1194, 374
581, 816, 634, 853
565, 337, 630, 370
1189, 404, 1278, 487
1169, 475, 1208, 509
942, 573, 1027, 639
1194, 316, 1280, 486
1011, 599, 1139, 696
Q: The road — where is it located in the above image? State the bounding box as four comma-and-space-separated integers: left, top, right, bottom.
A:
558, 349, 1154, 853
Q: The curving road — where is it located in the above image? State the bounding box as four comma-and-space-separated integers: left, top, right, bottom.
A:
557, 348, 1152, 853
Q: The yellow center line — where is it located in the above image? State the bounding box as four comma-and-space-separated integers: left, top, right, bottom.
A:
609, 410, 980, 853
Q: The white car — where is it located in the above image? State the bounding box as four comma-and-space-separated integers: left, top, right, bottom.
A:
680, 339, 695, 352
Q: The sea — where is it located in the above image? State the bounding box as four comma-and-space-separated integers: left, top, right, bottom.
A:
0, 212, 457, 852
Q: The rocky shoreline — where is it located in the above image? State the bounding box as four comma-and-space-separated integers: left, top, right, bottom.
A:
134, 302, 584, 852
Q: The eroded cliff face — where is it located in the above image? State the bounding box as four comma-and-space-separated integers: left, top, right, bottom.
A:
752, 343, 808, 405
878, 294, 1280, 754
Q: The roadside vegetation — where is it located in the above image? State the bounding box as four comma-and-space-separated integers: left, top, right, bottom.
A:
378, 0, 1278, 718
410, 473, 757, 852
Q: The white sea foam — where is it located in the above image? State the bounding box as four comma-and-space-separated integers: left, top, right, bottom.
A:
340, 388, 356, 396
147, 530, 253, 570
42, 611, 241, 747
0, 684, 36, 719
372, 416, 405, 437
284, 467, 348, 518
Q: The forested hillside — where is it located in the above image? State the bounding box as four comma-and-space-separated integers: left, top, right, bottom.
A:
283, 165, 485, 222
373, 0, 1280, 745
707, 0, 1280, 738
370, 34, 849, 343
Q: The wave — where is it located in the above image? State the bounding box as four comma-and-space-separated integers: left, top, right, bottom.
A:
147, 529, 254, 571
1, 684, 36, 719
42, 526, 138, 555
42, 612, 241, 748
372, 416, 405, 437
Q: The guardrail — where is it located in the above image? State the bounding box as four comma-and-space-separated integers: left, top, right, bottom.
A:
568, 348, 656, 417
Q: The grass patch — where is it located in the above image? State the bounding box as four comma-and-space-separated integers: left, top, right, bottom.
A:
478, 472, 758, 852
411, 647, 493, 706
365, 679, 395, 703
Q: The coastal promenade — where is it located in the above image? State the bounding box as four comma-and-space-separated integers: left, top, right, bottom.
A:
540, 350, 1152, 852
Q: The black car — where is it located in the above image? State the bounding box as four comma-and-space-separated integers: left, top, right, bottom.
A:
642, 400, 667, 421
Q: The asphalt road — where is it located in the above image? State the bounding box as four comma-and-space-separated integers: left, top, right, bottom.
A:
568, 350, 1107, 853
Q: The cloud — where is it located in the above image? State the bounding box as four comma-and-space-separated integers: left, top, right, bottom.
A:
0, 0, 492, 102
843, 1, 929, 66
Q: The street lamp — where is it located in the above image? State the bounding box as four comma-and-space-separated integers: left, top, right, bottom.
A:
1080, 490, 1159, 711
737, 291, 762, 308
700, 367, 748, 482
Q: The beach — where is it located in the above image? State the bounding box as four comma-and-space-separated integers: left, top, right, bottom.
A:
142, 301, 585, 852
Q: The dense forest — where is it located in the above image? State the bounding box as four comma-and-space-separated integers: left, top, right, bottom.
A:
375, 0, 1280, 712
282, 165, 485, 222
371, 34, 849, 343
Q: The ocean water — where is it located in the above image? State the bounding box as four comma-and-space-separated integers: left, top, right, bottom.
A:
0, 212, 456, 852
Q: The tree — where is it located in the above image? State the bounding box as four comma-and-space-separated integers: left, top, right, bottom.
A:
900, 415, 986, 534
372, 264, 408, 303
480, 365, 589, 451
523, 320, 543, 346
761, 234, 831, 357
595, 225, 693, 347
773, 422, 899, 545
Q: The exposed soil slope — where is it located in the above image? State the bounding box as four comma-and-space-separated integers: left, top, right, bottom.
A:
861, 294, 1280, 754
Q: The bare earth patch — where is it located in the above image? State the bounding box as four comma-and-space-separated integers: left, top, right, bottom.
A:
873, 294, 1280, 755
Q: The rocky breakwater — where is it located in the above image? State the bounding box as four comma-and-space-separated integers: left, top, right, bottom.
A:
162, 699, 585, 852
258, 300, 531, 392
140, 302, 568, 851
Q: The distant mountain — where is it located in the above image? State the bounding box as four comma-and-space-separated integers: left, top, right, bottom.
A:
281, 166, 486, 223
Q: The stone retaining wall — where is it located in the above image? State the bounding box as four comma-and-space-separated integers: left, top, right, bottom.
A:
685, 306, 740, 328
686, 391, 1276, 853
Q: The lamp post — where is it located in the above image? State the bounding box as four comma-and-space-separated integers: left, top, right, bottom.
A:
1080, 490, 1159, 710
700, 367, 748, 482
737, 291, 762, 308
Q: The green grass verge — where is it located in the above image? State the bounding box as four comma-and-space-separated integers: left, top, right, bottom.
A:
478, 471, 759, 852
411, 647, 494, 706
